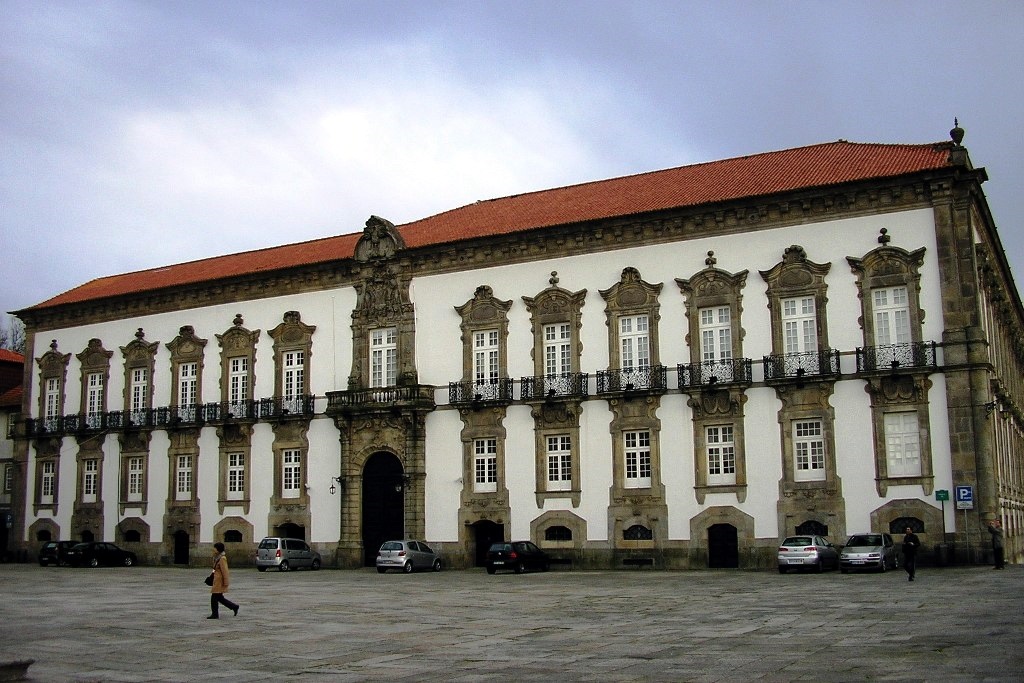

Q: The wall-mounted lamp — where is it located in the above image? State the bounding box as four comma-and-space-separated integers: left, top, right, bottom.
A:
329, 475, 344, 495
394, 474, 412, 493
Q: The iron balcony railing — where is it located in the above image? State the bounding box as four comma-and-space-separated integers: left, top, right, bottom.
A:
763, 349, 841, 381
202, 400, 257, 422
153, 404, 204, 428
520, 373, 589, 401
257, 395, 316, 419
325, 385, 436, 412
677, 358, 753, 388
595, 366, 667, 394
856, 341, 937, 372
449, 378, 515, 405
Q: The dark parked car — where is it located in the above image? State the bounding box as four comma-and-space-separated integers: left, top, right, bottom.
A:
67, 542, 138, 567
485, 541, 550, 574
38, 540, 78, 566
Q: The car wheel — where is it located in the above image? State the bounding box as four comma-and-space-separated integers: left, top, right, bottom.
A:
840, 567, 849, 574
89, 558, 99, 568
257, 567, 267, 572
432, 559, 442, 572
377, 567, 387, 574
402, 561, 414, 574
278, 560, 290, 572
878, 560, 886, 573
123, 556, 134, 567
311, 558, 321, 571
515, 562, 526, 574
486, 566, 496, 575
814, 560, 823, 573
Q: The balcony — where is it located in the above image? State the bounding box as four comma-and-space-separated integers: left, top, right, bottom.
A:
596, 366, 667, 395
152, 404, 204, 429
763, 349, 841, 382
325, 385, 435, 415
201, 400, 257, 423
257, 395, 316, 420
520, 373, 589, 401
856, 341, 937, 373
677, 359, 753, 389
449, 378, 515, 406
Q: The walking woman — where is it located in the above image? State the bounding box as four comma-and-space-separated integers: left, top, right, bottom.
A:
208, 542, 240, 619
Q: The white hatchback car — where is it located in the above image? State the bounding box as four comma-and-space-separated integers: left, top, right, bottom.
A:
376, 540, 442, 573
255, 537, 322, 572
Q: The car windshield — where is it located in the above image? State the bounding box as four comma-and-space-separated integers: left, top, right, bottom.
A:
381, 542, 403, 551
848, 535, 881, 546
782, 537, 813, 547
258, 539, 278, 549
489, 543, 511, 552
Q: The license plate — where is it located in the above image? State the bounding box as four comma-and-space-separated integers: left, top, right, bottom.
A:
852, 560, 865, 565
788, 560, 802, 564
492, 561, 504, 565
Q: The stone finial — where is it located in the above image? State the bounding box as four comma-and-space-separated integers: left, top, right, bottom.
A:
135, 327, 145, 339
878, 228, 891, 245
50, 339, 58, 351
950, 117, 965, 146
549, 271, 559, 287
232, 313, 244, 327
705, 250, 717, 268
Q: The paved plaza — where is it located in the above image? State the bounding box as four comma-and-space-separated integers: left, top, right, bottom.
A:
1, 562, 1022, 682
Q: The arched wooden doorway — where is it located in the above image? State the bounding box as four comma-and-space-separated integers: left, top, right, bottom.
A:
470, 520, 504, 567
361, 452, 406, 566
708, 523, 739, 568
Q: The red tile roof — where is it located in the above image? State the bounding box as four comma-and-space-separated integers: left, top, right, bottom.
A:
27, 140, 954, 311
0, 386, 21, 409
0, 349, 24, 364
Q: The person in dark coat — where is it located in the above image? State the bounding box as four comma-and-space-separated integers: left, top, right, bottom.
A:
988, 519, 1005, 569
208, 542, 240, 619
902, 527, 921, 582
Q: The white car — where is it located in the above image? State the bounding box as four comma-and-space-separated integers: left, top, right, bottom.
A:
376, 540, 442, 574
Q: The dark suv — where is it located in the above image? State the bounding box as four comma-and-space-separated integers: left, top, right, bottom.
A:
485, 541, 550, 574
38, 540, 78, 566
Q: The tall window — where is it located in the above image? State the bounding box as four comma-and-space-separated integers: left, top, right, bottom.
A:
619, 316, 650, 370
44, 378, 61, 430
227, 452, 245, 500
473, 330, 499, 383
544, 324, 572, 377
624, 430, 652, 488
82, 459, 98, 503
884, 412, 921, 477
473, 438, 498, 493
175, 455, 192, 501
370, 327, 397, 388
706, 425, 737, 485
282, 351, 304, 401
546, 435, 572, 491
85, 372, 104, 428
793, 420, 825, 481
178, 361, 198, 420
40, 461, 55, 504
782, 297, 817, 354
127, 457, 144, 502
228, 356, 248, 415
130, 368, 148, 424
700, 307, 732, 363
872, 287, 911, 346
282, 449, 301, 498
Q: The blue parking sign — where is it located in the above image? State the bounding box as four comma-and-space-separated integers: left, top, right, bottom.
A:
955, 485, 974, 510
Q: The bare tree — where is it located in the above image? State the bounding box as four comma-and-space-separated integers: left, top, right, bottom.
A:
0, 315, 26, 354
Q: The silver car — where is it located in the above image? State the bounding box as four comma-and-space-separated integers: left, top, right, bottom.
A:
840, 533, 898, 573
256, 537, 322, 572
376, 540, 442, 574
777, 535, 839, 573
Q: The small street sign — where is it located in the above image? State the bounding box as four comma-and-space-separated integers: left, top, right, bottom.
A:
955, 485, 974, 510
936, 490, 949, 502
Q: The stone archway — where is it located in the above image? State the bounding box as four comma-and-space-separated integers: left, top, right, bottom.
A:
361, 451, 406, 566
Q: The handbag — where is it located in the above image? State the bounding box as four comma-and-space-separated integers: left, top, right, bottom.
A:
204, 573, 214, 586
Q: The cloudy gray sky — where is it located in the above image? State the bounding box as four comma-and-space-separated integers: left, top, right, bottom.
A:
3, 1, 1022, 322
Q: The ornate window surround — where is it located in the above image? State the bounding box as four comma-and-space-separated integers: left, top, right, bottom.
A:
599, 267, 663, 372
120, 328, 158, 423
76, 338, 112, 420
166, 325, 207, 416
759, 245, 833, 359
216, 314, 260, 411
268, 310, 316, 402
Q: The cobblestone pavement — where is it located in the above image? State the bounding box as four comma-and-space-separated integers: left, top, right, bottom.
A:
1, 563, 1022, 682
